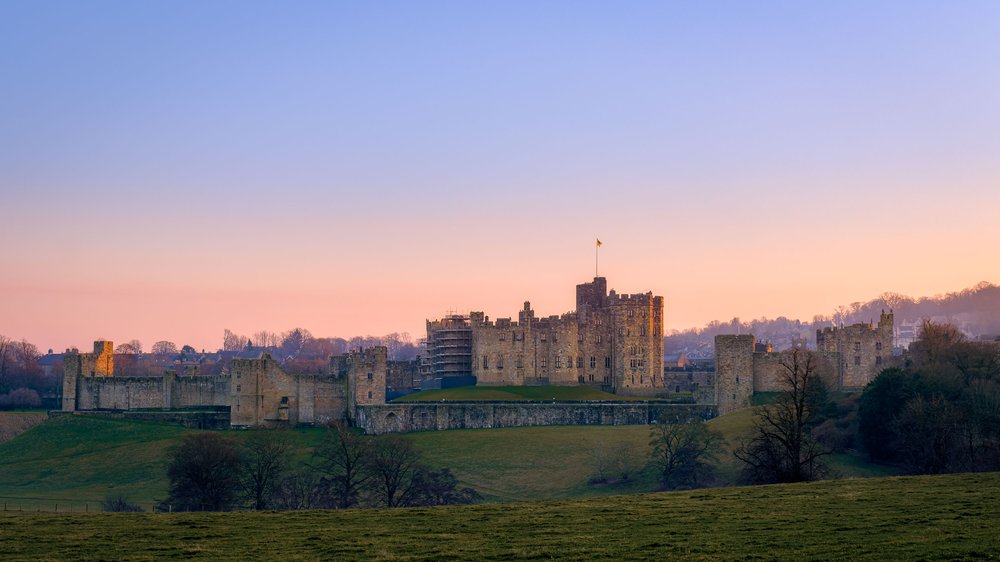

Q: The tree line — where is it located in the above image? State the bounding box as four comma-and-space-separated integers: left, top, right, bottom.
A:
0, 334, 56, 409
152, 424, 480, 512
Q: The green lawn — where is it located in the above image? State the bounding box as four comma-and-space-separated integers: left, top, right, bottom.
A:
0, 408, 899, 510
394, 385, 651, 402
0, 472, 997, 560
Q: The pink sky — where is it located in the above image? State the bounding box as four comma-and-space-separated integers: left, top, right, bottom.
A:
3, 2, 999, 352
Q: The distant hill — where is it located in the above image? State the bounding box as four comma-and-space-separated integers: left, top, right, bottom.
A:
666, 281, 1000, 354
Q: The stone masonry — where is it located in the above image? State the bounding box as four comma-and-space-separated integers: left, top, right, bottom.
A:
454, 277, 664, 396
715, 312, 894, 414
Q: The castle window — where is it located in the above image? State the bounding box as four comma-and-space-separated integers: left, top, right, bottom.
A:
578, 335, 583, 343
589, 374, 594, 382
596, 335, 602, 344
555, 356, 562, 368
577, 357, 583, 368
854, 342, 861, 352
735, 376, 739, 384
640, 376, 643, 384
640, 326, 645, 336
590, 356, 596, 368
605, 356, 611, 368
876, 341, 882, 351
628, 309, 634, 317
854, 356, 861, 366
619, 328, 624, 336
541, 357, 547, 369
517, 355, 524, 369
482, 355, 489, 369
368, 391, 372, 399
541, 334, 546, 342
733, 394, 737, 400
497, 356, 504, 369
237, 384, 241, 392
367, 373, 373, 380
875, 355, 882, 365
500, 332, 506, 341
553, 334, 558, 343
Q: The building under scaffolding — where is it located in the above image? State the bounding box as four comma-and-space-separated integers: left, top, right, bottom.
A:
424, 314, 474, 381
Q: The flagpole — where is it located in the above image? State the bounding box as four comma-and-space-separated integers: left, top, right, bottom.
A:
595, 238, 600, 277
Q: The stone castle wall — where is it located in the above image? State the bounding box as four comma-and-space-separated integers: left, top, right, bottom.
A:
467, 277, 663, 395
73, 375, 230, 411
715, 335, 755, 414
355, 402, 716, 434
715, 313, 894, 414
817, 311, 893, 389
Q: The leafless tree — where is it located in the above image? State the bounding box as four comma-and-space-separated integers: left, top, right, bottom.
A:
312, 422, 373, 508
239, 430, 293, 510
115, 340, 142, 376
367, 435, 425, 507
735, 348, 831, 484
151, 341, 178, 355
0, 335, 13, 384
223, 329, 248, 352
648, 414, 723, 490
252, 331, 281, 348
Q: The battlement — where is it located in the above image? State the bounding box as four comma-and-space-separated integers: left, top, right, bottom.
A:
607, 291, 661, 307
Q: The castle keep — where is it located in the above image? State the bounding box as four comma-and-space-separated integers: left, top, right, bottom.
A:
715, 311, 893, 414
427, 277, 665, 396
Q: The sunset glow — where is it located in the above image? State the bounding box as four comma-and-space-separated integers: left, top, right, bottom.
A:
2, 1, 999, 352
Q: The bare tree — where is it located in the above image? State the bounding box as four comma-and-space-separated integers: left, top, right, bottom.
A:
648, 414, 723, 490
114, 340, 142, 376
0, 335, 13, 386
151, 341, 178, 355
223, 329, 248, 352
735, 348, 831, 484
164, 433, 243, 511
312, 422, 373, 508
239, 430, 293, 510
252, 331, 281, 349
367, 435, 425, 507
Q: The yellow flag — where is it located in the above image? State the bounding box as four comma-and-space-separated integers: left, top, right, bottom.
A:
596, 238, 602, 247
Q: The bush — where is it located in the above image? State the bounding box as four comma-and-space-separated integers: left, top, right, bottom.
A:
101, 494, 143, 512
0, 388, 41, 409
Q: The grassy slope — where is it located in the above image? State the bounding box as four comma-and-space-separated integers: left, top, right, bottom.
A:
0, 412, 46, 444
1, 472, 998, 560
394, 385, 646, 402
0, 407, 898, 508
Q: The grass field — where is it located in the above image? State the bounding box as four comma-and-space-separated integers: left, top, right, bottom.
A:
0, 472, 997, 560
0, 409, 899, 510
394, 385, 649, 402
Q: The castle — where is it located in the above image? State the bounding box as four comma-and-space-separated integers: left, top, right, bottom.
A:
715, 311, 893, 414
62, 342, 386, 428
59, 280, 894, 432
426, 277, 665, 396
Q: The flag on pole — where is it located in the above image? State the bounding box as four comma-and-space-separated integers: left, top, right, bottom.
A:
596, 238, 602, 247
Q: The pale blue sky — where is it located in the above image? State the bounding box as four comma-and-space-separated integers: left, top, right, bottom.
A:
2, 1, 999, 349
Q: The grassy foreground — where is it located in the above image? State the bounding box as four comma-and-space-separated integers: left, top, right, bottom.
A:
1, 472, 998, 560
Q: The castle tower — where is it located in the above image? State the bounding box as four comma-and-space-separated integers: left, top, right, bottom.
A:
61, 340, 115, 411
345, 347, 387, 419
608, 291, 663, 395
715, 335, 755, 414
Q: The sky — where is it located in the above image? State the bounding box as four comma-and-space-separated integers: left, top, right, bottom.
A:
2, 1, 999, 352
